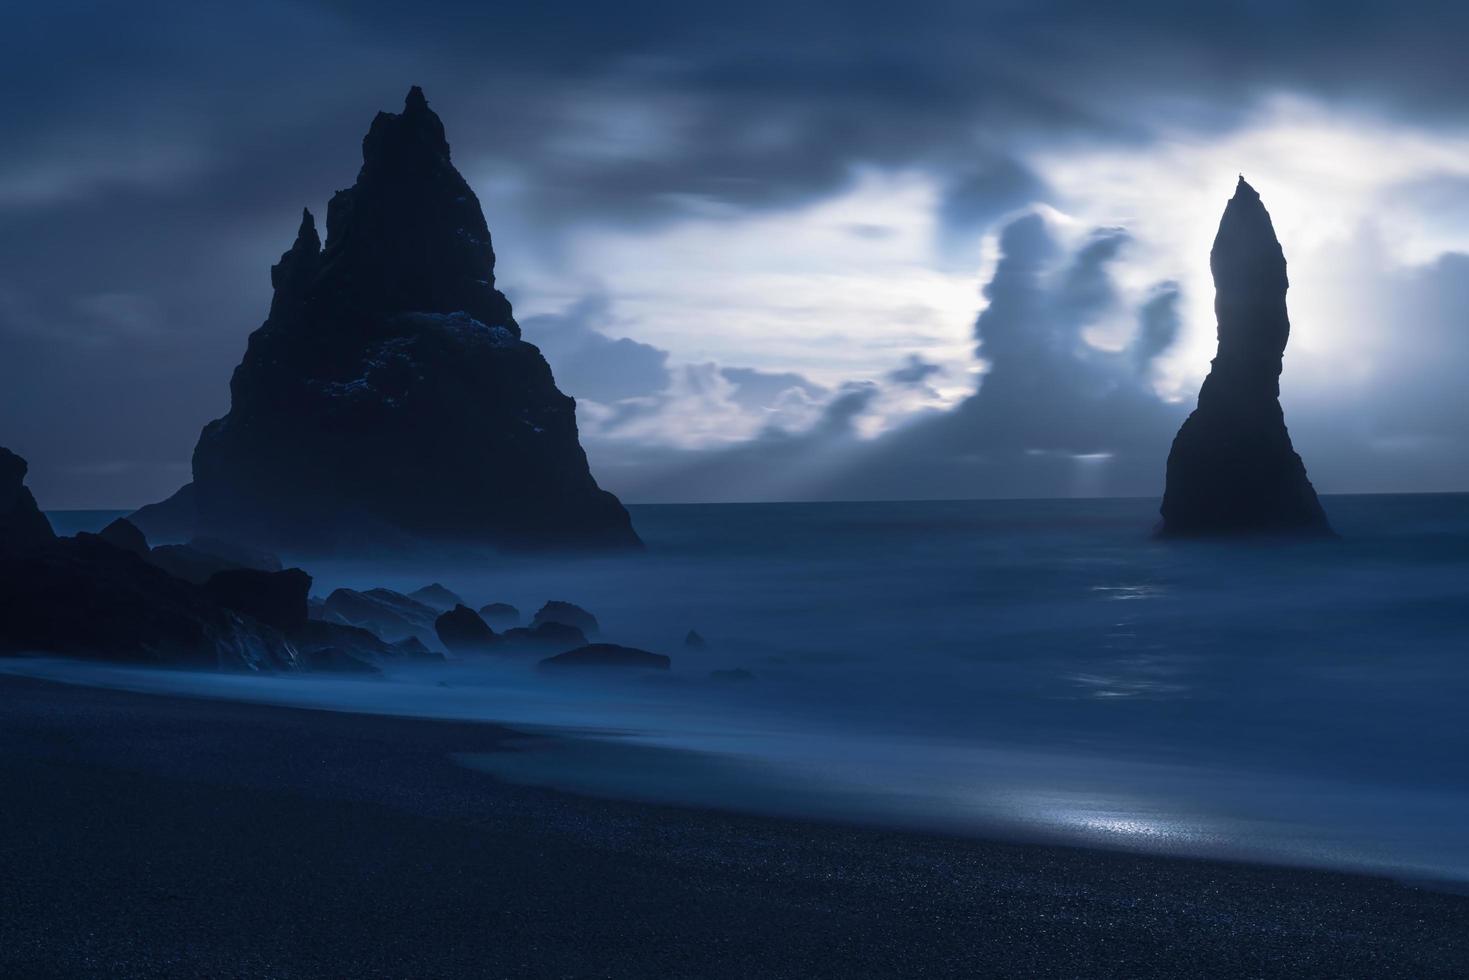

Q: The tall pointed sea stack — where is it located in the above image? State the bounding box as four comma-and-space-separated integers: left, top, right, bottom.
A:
1159, 178, 1331, 536
136, 88, 639, 552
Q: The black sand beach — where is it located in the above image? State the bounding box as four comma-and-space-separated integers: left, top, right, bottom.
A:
2, 674, 1465, 979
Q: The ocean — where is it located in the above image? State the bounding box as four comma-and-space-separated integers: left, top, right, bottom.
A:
21, 495, 1469, 884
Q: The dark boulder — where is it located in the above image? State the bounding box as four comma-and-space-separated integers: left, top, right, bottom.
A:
204, 567, 311, 632
500, 621, 587, 655
434, 604, 499, 654
145, 545, 239, 585
684, 629, 707, 649
0, 447, 296, 670
478, 602, 520, 628
0, 533, 297, 670
539, 644, 670, 671
293, 620, 391, 661
192, 537, 282, 572
141, 87, 640, 554
97, 518, 148, 556
532, 600, 599, 637
146, 537, 282, 585
321, 587, 439, 645
1159, 178, 1332, 537
129, 482, 196, 543
0, 447, 55, 554
390, 636, 440, 660
409, 583, 465, 612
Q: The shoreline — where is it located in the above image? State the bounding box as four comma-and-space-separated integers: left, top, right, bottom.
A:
2, 674, 1466, 977
9, 655, 1468, 891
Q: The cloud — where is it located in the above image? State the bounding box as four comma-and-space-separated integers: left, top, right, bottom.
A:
718, 366, 829, 411
886, 355, 943, 387
11, 2, 1469, 504
1133, 284, 1182, 374
590, 212, 1188, 502
524, 292, 841, 453
522, 294, 672, 404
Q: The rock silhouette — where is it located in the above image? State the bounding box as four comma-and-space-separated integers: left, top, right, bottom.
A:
129, 483, 194, 543
322, 587, 439, 646
434, 604, 499, 654
478, 602, 520, 628
203, 568, 312, 633
145, 537, 282, 585
409, 583, 465, 612
97, 518, 148, 556
0, 446, 297, 670
1159, 178, 1331, 536
0, 449, 456, 673
137, 87, 639, 553
0, 448, 55, 553
532, 600, 600, 636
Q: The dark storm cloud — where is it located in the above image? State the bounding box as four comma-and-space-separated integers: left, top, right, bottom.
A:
1134, 284, 1182, 374
946, 218, 1175, 456
9, 1, 1469, 504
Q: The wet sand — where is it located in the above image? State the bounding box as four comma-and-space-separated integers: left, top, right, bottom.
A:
1, 674, 1465, 978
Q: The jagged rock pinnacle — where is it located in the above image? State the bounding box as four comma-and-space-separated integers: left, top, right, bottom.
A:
296, 207, 318, 246
136, 89, 640, 553
1158, 179, 1331, 537
267, 208, 321, 310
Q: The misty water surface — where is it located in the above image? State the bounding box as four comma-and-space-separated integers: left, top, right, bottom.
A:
20, 495, 1469, 883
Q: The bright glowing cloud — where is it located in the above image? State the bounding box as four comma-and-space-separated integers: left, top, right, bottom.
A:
515, 169, 980, 391
1030, 96, 1469, 400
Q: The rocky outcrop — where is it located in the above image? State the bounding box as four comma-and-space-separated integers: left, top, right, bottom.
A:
322, 587, 439, 646
434, 604, 498, 653
204, 568, 311, 633
129, 483, 195, 544
0, 529, 298, 670
532, 601, 600, 637
409, 583, 465, 612
1159, 178, 1332, 536
0, 447, 296, 670
478, 602, 519, 628
539, 643, 670, 671
97, 518, 148, 556
389, 636, 438, 659
145, 537, 282, 585
0, 448, 55, 554
139, 87, 639, 554
292, 619, 441, 670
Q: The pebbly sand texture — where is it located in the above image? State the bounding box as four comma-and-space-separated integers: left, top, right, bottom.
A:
1, 674, 1466, 978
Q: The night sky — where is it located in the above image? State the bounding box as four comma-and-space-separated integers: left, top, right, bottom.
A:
7, 1, 1469, 507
